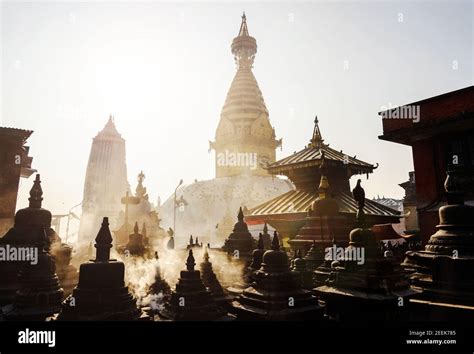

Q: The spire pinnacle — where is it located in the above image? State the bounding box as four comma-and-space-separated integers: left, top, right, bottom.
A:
310, 115, 324, 148
238, 12, 249, 36
203, 247, 210, 262
95, 217, 113, 262
257, 234, 264, 250
271, 231, 280, 251
238, 207, 244, 222
232, 12, 257, 70
133, 222, 139, 234
29, 174, 43, 209
186, 249, 196, 271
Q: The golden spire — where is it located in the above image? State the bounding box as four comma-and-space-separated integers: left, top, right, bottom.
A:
310, 115, 324, 148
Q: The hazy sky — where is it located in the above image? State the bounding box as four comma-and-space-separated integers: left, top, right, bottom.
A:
2, 0, 473, 217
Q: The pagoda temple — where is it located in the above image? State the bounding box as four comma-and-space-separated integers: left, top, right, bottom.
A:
231, 232, 323, 320
78, 116, 129, 245
402, 168, 474, 320
58, 217, 142, 321
245, 117, 400, 249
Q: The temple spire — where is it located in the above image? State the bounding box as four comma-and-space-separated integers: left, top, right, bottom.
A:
231, 12, 257, 70
186, 250, 196, 271
237, 207, 244, 222
310, 116, 324, 148
95, 217, 113, 262
28, 174, 43, 209
238, 12, 249, 36
271, 231, 280, 251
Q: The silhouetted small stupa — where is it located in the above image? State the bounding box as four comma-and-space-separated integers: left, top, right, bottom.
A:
159, 250, 232, 321
232, 232, 323, 320
2, 226, 63, 320
58, 217, 142, 321
200, 248, 231, 308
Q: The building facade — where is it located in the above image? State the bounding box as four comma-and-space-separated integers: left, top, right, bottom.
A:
379, 86, 474, 244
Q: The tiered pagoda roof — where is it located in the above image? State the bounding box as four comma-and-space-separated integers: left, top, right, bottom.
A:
267, 117, 375, 175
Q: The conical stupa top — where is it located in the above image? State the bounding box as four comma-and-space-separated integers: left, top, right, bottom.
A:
142, 223, 147, 237
133, 222, 139, 234
29, 174, 43, 208
238, 207, 244, 222
310, 116, 324, 148
263, 223, 268, 234
186, 249, 196, 271
257, 234, 264, 250
95, 217, 113, 262
203, 247, 210, 262
271, 231, 280, 251
238, 12, 249, 36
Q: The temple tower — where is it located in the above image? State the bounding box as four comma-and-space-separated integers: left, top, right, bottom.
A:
209, 13, 282, 178
78, 116, 129, 244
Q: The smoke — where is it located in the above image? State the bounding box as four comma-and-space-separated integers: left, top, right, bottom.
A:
115, 247, 245, 305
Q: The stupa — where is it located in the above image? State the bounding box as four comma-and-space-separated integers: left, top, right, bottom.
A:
118, 222, 150, 257
58, 217, 142, 321
261, 223, 272, 250
199, 248, 231, 308
315, 192, 418, 322
232, 232, 323, 320
2, 226, 63, 320
402, 168, 474, 320
149, 252, 171, 297
159, 250, 232, 321
158, 13, 292, 247
248, 234, 265, 272
0, 174, 62, 305
222, 207, 256, 262
291, 250, 314, 290
303, 241, 325, 271
187, 235, 203, 250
